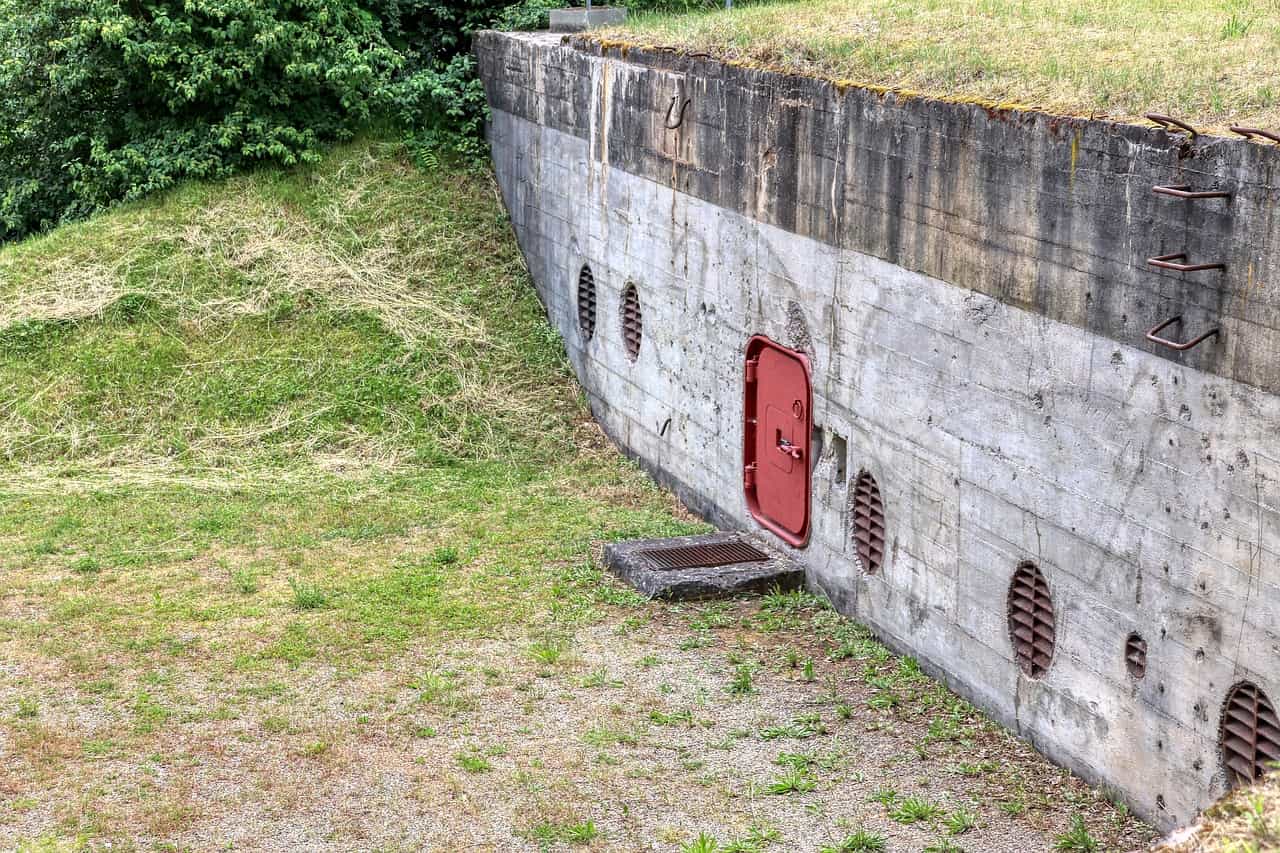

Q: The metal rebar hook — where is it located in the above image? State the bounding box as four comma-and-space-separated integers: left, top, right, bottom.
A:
1146, 113, 1199, 139
665, 96, 691, 130
1147, 252, 1226, 273
1151, 184, 1231, 201
1231, 126, 1280, 144
1146, 316, 1220, 351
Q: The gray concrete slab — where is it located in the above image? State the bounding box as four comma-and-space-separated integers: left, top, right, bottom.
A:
549, 7, 627, 32
604, 531, 804, 600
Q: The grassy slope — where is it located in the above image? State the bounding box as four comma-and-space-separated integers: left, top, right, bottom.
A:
602, 0, 1280, 134
0, 141, 701, 842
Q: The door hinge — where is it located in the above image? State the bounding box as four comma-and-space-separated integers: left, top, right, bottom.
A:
743, 463, 757, 489
744, 357, 759, 384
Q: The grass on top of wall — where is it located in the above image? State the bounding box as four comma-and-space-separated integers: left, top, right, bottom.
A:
597, 0, 1280, 134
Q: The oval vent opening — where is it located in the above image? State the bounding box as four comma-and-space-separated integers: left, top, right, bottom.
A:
1007, 561, 1055, 679
851, 470, 885, 573
577, 265, 596, 340
621, 283, 642, 361
1125, 632, 1147, 680
1220, 680, 1280, 789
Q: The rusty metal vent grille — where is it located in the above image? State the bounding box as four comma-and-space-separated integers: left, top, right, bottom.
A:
621, 283, 642, 361
577, 265, 596, 340
852, 470, 885, 573
636, 540, 769, 571
1221, 681, 1280, 788
1125, 632, 1147, 680
1007, 561, 1055, 679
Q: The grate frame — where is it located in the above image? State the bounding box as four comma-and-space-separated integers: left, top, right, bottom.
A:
851, 470, 886, 573
636, 540, 769, 571
621, 283, 643, 361
577, 265, 597, 340
1006, 561, 1055, 679
1125, 632, 1147, 680
1220, 681, 1280, 788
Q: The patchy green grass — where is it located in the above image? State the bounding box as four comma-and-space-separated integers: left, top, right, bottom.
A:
1158, 777, 1280, 851
0, 139, 705, 847
1055, 814, 1101, 851
821, 830, 887, 853
602, 0, 1280, 133
0, 140, 699, 671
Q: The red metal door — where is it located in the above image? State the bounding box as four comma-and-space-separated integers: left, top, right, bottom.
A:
743, 336, 812, 547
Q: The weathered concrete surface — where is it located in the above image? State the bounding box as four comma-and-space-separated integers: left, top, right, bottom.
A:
476, 30, 1280, 831
604, 532, 804, 599
548, 7, 627, 32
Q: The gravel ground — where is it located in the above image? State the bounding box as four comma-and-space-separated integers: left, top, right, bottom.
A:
1, 590, 1156, 852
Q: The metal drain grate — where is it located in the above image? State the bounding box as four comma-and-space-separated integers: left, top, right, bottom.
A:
1221, 681, 1280, 788
1007, 561, 1055, 679
577, 265, 596, 340
621, 283, 642, 361
1125, 632, 1148, 680
636, 540, 769, 571
851, 470, 886, 573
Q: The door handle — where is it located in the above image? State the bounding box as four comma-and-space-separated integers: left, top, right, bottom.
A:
776, 438, 803, 461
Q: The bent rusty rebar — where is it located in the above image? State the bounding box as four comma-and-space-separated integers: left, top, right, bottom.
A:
1147, 252, 1226, 273
1152, 184, 1231, 201
1146, 113, 1198, 138
1146, 316, 1220, 352
665, 96, 691, 130
1231, 126, 1280, 144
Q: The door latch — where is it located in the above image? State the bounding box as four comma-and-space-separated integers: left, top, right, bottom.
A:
776, 437, 803, 461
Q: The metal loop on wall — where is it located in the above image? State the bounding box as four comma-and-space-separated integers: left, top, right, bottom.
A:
1152, 184, 1231, 201
1146, 316, 1220, 351
1146, 112, 1199, 138
1147, 252, 1226, 273
1231, 126, 1280, 144
665, 96, 691, 130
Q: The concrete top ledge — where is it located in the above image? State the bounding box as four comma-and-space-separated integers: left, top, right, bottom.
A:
549, 7, 628, 33
568, 31, 1280, 151
473, 28, 1280, 394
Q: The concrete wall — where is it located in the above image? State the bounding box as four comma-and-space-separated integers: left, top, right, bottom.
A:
476, 30, 1280, 830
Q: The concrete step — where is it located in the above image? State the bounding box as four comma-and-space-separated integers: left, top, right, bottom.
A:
604, 531, 804, 600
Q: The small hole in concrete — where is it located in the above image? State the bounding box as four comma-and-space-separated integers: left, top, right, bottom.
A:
1125, 632, 1147, 680
811, 425, 825, 474
1220, 680, 1280, 789
851, 471, 885, 574
1007, 561, 1055, 679
832, 434, 848, 485
620, 282, 642, 361
577, 265, 596, 340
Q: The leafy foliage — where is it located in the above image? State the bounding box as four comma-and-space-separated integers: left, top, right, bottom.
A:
0, 0, 733, 243
0, 0, 399, 241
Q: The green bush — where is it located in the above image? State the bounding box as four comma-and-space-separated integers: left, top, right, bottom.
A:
0, 0, 731, 243
0, 0, 401, 242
